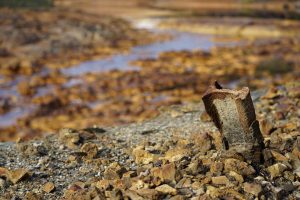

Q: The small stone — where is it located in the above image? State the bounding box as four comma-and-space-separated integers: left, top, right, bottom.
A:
271, 150, 289, 162
210, 161, 224, 176
132, 147, 157, 164
155, 184, 177, 195
24, 192, 41, 200
8, 168, 29, 184
228, 171, 244, 183
260, 119, 274, 135
211, 176, 230, 185
164, 147, 189, 162
59, 128, 81, 149
224, 158, 255, 176
151, 162, 176, 183
169, 195, 185, 200
94, 179, 111, 190
104, 162, 126, 180
136, 188, 160, 199
190, 133, 212, 153
267, 163, 288, 179
80, 142, 98, 159
43, 182, 55, 193
243, 182, 262, 196
206, 185, 220, 198
124, 190, 144, 200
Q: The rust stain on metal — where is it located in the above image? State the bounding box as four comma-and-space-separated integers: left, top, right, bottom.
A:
202, 81, 264, 161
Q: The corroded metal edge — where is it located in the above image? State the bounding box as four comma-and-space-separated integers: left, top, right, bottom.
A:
202, 81, 264, 161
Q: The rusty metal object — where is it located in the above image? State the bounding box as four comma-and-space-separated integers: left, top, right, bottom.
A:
202, 81, 264, 161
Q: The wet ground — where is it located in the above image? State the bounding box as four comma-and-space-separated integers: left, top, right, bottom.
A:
0, 4, 299, 141
0, 16, 244, 140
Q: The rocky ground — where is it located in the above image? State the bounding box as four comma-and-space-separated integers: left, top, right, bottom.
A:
0, 82, 299, 199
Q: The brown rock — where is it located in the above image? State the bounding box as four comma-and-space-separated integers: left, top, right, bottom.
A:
267, 163, 288, 179
243, 182, 262, 196
24, 192, 41, 200
81, 142, 98, 159
124, 190, 144, 200
152, 162, 176, 183
155, 184, 177, 195
8, 168, 29, 184
94, 179, 111, 190
211, 176, 230, 185
164, 147, 189, 162
224, 158, 255, 176
59, 128, 81, 149
136, 188, 160, 199
260, 119, 274, 135
170, 195, 185, 200
190, 133, 212, 153
132, 147, 157, 164
43, 182, 55, 193
228, 171, 244, 184
270, 150, 289, 162
210, 161, 223, 176
104, 162, 126, 180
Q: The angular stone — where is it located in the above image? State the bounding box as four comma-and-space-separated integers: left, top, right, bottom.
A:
136, 188, 160, 199
132, 147, 157, 164
267, 163, 288, 179
211, 176, 230, 185
104, 162, 126, 180
124, 190, 144, 200
80, 142, 98, 159
210, 161, 224, 176
190, 133, 212, 153
228, 171, 244, 184
43, 182, 55, 193
8, 168, 29, 184
224, 158, 255, 176
94, 179, 111, 190
59, 128, 81, 149
164, 147, 189, 162
151, 162, 176, 183
243, 182, 262, 196
202, 82, 264, 162
155, 184, 177, 195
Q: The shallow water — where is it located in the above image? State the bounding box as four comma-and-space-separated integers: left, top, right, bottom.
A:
62, 30, 238, 76
0, 27, 239, 128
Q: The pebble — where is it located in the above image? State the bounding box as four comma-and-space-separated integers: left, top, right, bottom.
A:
211, 176, 230, 185
43, 182, 55, 193
224, 158, 256, 176
243, 182, 262, 196
7, 168, 29, 184
155, 184, 177, 195
80, 142, 98, 159
267, 163, 288, 179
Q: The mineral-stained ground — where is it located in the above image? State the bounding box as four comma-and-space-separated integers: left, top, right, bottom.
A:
0, 82, 299, 199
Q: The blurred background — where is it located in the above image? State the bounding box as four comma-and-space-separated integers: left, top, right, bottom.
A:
0, 0, 299, 141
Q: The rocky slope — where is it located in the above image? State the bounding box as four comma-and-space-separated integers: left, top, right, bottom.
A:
0, 82, 299, 199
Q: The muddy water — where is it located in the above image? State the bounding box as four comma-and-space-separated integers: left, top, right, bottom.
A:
0, 21, 239, 128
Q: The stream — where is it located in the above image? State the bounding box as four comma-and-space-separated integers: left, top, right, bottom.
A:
0, 20, 240, 127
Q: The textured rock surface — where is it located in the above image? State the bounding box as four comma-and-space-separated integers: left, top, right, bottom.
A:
0, 83, 299, 199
